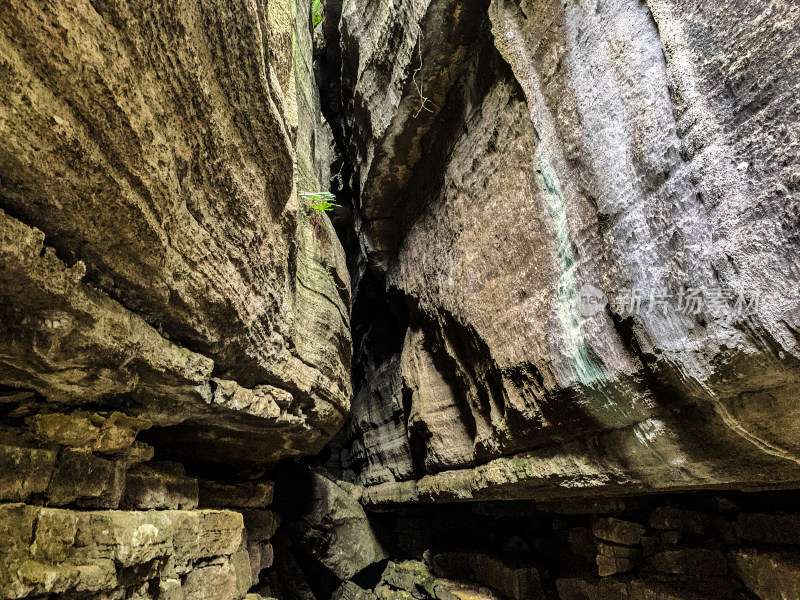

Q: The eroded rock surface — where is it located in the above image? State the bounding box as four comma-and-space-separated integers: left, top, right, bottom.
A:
289, 471, 387, 581
330, 0, 800, 504
0, 0, 351, 465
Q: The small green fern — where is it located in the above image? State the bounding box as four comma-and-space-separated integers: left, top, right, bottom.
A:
312, 0, 324, 27
300, 190, 338, 212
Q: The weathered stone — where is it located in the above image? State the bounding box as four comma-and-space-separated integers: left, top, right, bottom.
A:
649, 549, 728, 577
240, 510, 280, 542
733, 549, 800, 600
468, 554, 543, 600
168, 511, 203, 572
195, 511, 246, 560
198, 480, 274, 509
88, 512, 173, 566
0, 503, 255, 599
157, 578, 185, 600
0, 0, 350, 469
736, 513, 800, 545
47, 449, 126, 508
334, 0, 800, 507
375, 583, 417, 600
0, 503, 38, 560
27, 412, 151, 454
333, 581, 379, 600
592, 518, 645, 546
247, 541, 274, 586
122, 461, 199, 510
596, 555, 637, 577
597, 542, 642, 559
593, 544, 638, 578
433, 580, 503, 600
182, 558, 248, 600
292, 471, 387, 580
381, 560, 437, 599
31, 508, 78, 562
0, 443, 57, 502
340, 355, 416, 487
15, 560, 80, 596
74, 559, 118, 593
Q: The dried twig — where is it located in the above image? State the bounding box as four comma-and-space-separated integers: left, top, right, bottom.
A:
410, 7, 438, 118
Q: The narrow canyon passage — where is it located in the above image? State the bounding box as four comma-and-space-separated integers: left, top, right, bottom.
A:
1, 0, 800, 599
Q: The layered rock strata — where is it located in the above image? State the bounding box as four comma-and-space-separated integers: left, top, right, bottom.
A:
317, 490, 800, 600
0, 0, 350, 467
0, 412, 280, 599
329, 0, 800, 503
0, 0, 348, 598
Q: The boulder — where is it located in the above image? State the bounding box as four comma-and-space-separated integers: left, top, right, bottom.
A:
292, 472, 387, 580
733, 549, 800, 600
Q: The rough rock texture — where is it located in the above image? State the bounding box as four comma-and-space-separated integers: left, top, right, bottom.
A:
376, 560, 502, 600
0, 503, 267, 600
0, 414, 280, 598
0, 0, 350, 466
0, 0, 351, 597
329, 0, 800, 504
734, 549, 800, 600
289, 471, 387, 581
325, 490, 800, 600
337, 355, 416, 487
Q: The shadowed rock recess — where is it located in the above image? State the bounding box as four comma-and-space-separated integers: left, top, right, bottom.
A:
1, 0, 800, 598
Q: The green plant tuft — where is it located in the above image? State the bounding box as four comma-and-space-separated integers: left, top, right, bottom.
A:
312, 0, 324, 28
300, 190, 338, 212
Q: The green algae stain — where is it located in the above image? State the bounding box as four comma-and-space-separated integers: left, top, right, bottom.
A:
534, 153, 603, 388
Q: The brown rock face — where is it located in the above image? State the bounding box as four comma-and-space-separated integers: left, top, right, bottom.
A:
330, 0, 800, 504
0, 502, 278, 600
0, 0, 351, 465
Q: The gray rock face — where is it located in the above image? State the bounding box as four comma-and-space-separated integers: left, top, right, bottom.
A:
290, 471, 387, 580
340, 355, 416, 486
0, 0, 351, 465
333, 0, 800, 504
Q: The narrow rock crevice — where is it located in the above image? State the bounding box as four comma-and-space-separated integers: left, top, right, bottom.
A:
1, 0, 800, 599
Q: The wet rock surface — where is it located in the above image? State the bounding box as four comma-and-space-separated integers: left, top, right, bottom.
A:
329, 0, 800, 505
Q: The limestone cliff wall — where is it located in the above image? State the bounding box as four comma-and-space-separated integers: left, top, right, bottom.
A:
0, 1, 349, 598
0, 0, 351, 466
329, 0, 800, 504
